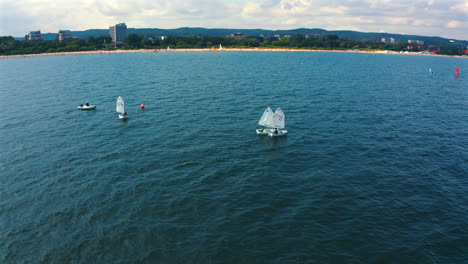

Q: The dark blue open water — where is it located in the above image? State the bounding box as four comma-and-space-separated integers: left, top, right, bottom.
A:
0, 51, 467, 263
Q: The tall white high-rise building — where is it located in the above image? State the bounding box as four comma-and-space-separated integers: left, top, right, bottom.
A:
109, 23, 127, 44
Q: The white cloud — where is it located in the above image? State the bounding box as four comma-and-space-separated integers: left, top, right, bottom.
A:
241, 2, 262, 16
386, 17, 410, 26
446, 20, 465, 28
0, 0, 467, 40
412, 19, 433, 27
278, 0, 312, 13
319, 6, 349, 15
450, 1, 468, 13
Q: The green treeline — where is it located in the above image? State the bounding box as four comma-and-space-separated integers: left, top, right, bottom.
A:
0, 36, 112, 55
0, 34, 466, 56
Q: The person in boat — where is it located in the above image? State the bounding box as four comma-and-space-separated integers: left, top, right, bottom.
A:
124, 112, 128, 116
275, 128, 279, 134
262, 129, 266, 133
80, 104, 83, 107
86, 102, 90, 106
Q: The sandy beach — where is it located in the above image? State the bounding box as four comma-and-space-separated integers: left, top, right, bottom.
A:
1, 48, 466, 59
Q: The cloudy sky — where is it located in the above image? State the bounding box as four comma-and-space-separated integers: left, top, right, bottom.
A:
1, 0, 467, 40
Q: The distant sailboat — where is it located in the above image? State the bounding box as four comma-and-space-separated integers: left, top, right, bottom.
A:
219, 44, 224, 50
429, 68, 433, 75
116, 96, 127, 119
256, 107, 274, 135
268, 108, 288, 137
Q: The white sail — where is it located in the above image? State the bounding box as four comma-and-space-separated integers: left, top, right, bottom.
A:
272, 108, 285, 129
258, 107, 273, 127
116, 96, 125, 114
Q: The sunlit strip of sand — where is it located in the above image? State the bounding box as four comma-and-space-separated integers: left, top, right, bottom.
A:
1, 48, 466, 59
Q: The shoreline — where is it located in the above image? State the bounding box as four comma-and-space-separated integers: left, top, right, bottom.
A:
1, 48, 466, 59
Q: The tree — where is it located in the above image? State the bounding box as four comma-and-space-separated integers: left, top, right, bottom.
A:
126, 34, 143, 48
291, 34, 305, 47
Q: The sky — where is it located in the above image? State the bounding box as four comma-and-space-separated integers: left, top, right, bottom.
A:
1, 0, 467, 40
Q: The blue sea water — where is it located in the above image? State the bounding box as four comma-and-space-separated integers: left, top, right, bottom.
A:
0, 51, 467, 264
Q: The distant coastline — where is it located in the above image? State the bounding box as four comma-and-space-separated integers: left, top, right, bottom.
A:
1, 48, 467, 59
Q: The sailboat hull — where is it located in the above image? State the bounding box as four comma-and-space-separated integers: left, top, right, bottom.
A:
256, 128, 274, 135
118, 114, 127, 119
268, 130, 288, 137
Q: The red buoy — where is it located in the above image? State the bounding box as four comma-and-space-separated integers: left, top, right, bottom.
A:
455, 67, 460, 75
140, 104, 145, 109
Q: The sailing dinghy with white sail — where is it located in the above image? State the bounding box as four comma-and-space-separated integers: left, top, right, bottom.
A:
116, 96, 127, 119
256, 107, 274, 135
268, 107, 288, 137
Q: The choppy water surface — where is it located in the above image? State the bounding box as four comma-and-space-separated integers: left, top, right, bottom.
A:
0, 51, 467, 263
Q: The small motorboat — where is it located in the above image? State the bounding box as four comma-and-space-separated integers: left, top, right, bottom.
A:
77, 104, 96, 110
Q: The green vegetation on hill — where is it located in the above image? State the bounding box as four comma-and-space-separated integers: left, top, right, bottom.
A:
69, 27, 468, 47
1, 34, 466, 56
